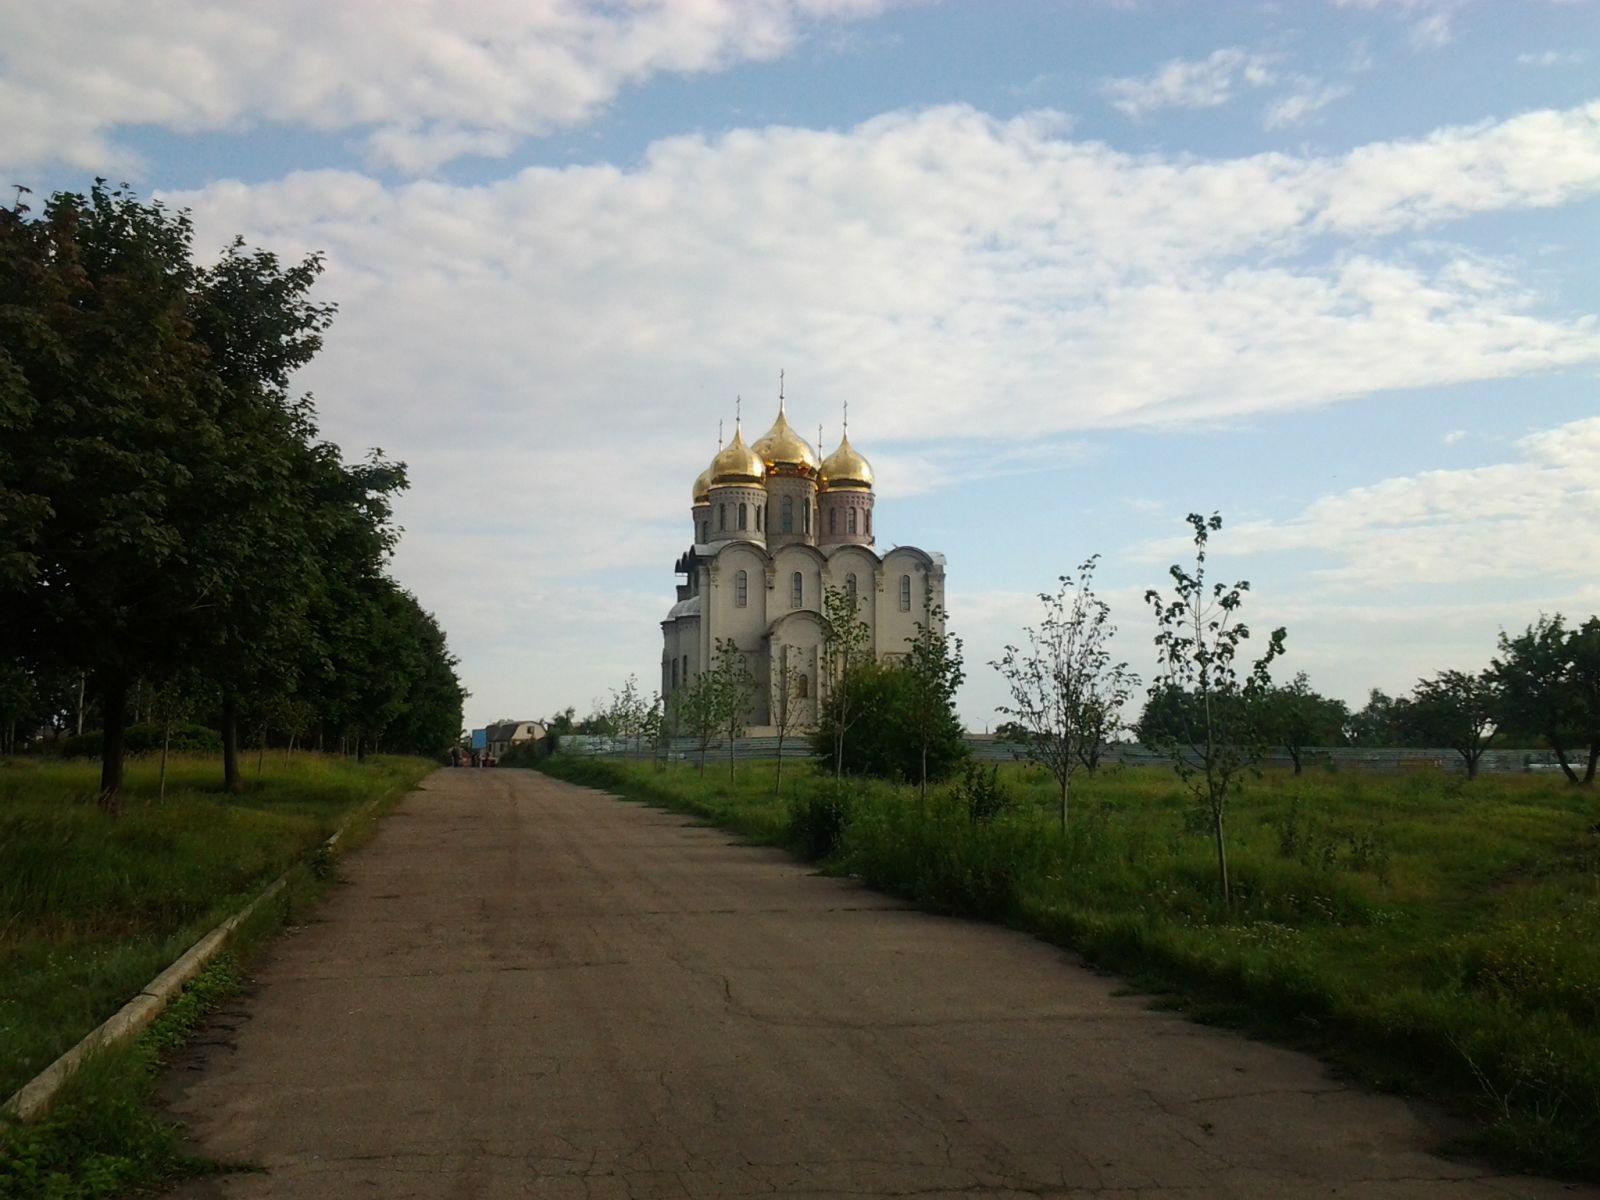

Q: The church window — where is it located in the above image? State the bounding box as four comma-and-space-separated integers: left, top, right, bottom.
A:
738, 502, 748, 530
781, 495, 793, 533
735, 569, 748, 607
899, 574, 912, 611
865, 510, 871, 536
829, 508, 837, 535
683, 655, 689, 681
847, 507, 857, 535
803, 504, 811, 534
719, 504, 727, 531
756, 506, 762, 532
797, 673, 809, 699
845, 573, 857, 602
790, 572, 803, 608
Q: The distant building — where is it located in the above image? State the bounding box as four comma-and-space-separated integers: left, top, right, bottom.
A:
662, 394, 945, 733
485, 719, 546, 759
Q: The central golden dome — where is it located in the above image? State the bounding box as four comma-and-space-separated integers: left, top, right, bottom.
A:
819, 431, 874, 492
709, 426, 765, 487
752, 404, 820, 475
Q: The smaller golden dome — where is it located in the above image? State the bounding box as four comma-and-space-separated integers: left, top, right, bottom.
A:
709, 426, 765, 487
819, 431, 874, 492
692, 463, 713, 504
753, 405, 820, 475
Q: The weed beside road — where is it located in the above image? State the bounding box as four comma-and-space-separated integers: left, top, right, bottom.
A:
0, 752, 435, 1198
538, 754, 1600, 1183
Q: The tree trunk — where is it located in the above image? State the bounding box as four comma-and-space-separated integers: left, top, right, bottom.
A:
99, 674, 129, 814
773, 736, 785, 797
159, 721, 171, 801
1584, 745, 1598, 786
1290, 745, 1303, 775
357, 734, 368, 763
1213, 803, 1231, 908
257, 727, 267, 777
76, 673, 86, 736
221, 690, 242, 793
1060, 772, 1068, 831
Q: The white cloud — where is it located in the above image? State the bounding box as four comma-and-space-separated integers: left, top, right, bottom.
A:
0, 0, 891, 175
151, 100, 1600, 724
1332, 0, 1460, 51
1200, 416, 1600, 589
1518, 50, 1586, 68
1262, 82, 1351, 130
1102, 48, 1277, 119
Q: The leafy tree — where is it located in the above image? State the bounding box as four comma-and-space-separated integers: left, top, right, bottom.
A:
672, 673, 719, 775
901, 603, 967, 804
1346, 688, 1409, 748
1405, 669, 1497, 780
545, 706, 578, 736
819, 584, 872, 776
1144, 513, 1285, 907
1492, 614, 1600, 786
1260, 672, 1350, 774
993, 557, 1137, 829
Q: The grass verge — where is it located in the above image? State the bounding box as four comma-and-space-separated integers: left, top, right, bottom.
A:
537, 753, 1600, 1184
0, 751, 435, 1197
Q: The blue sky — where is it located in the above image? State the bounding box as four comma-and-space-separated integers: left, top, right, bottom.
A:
4, 0, 1598, 730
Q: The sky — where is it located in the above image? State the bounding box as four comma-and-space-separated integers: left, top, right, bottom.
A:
4, 0, 1598, 733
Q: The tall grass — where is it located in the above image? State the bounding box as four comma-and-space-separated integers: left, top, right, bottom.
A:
537, 754, 1600, 1182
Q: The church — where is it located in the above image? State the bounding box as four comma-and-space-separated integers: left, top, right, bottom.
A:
661, 391, 946, 732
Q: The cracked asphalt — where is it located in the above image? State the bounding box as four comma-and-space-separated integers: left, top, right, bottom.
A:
162, 767, 1590, 1199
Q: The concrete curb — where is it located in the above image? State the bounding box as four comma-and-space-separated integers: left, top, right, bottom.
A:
2, 800, 381, 1124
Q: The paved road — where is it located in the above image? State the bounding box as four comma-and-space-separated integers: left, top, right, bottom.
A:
164, 768, 1587, 1199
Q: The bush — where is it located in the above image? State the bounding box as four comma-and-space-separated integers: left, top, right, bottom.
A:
56, 723, 222, 759
786, 780, 854, 860
810, 663, 967, 783
951, 762, 1010, 823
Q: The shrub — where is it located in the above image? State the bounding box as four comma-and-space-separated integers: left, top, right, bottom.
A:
57, 723, 222, 759
809, 662, 967, 783
786, 780, 854, 860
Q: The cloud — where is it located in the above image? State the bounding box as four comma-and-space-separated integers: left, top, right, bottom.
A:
1332, 0, 1460, 51
1101, 48, 1277, 119
1518, 50, 1586, 68
0, 0, 892, 175
1262, 82, 1351, 130
1188, 416, 1600, 589
152, 100, 1600, 723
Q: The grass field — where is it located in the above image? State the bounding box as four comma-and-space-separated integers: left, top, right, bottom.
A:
0, 751, 435, 1199
538, 753, 1600, 1183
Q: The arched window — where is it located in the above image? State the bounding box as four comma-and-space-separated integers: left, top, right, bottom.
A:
797, 673, 809, 699
781, 495, 794, 532
734, 569, 748, 607
790, 571, 803, 608
682, 654, 689, 680
738, 502, 748, 530
755, 506, 763, 532
899, 574, 912, 612
864, 510, 871, 536
845, 573, 857, 602
719, 503, 727, 531
847, 507, 857, 535
803, 503, 811, 534
829, 508, 838, 535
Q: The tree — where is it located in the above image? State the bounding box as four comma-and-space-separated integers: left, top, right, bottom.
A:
1145, 513, 1285, 907
901, 603, 967, 804
708, 638, 756, 780
1492, 614, 1600, 786
993, 557, 1138, 829
1346, 688, 1409, 748
1260, 672, 1349, 774
770, 645, 812, 796
1406, 670, 1497, 780
672, 673, 719, 776
819, 585, 872, 776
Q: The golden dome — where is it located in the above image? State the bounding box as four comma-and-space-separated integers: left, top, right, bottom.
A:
819, 431, 874, 492
709, 426, 765, 487
692, 463, 713, 504
752, 404, 820, 475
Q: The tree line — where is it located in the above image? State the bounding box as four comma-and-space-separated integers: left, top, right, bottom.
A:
0, 183, 465, 806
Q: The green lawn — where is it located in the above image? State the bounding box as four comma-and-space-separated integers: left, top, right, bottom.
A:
0, 753, 435, 1104
538, 753, 1600, 1183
